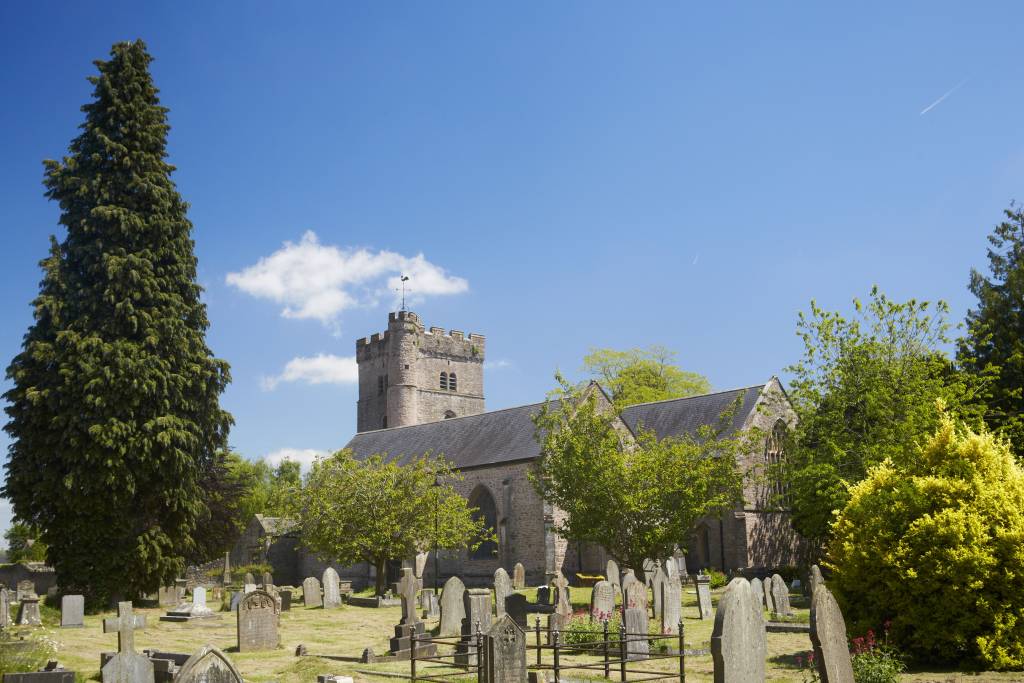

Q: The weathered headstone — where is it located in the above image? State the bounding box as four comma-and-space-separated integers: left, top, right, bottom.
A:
157, 586, 180, 608
695, 575, 713, 620
455, 588, 493, 666
101, 602, 153, 683
17, 597, 41, 626
710, 578, 766, 683
3, 669, 77, 683
661, 576, 681, 635
809, 565, 824, 597
302, 577, 322, 608
620, 569, 637, 597
16, 581, 35, 602
664, 557, 679, 580
438, 576, 466, 637
243, 583, 256, 595
0, 588, 10, 629
493, 568, 512, 619
322, 568, 341, 609
762, 578, 774, 613
262, 571, 273, 588
279, 589, 292, 612
160, 586, 215, 622
550, 572, 570, 607
243, 572, 255, 586
651, 561, 667, 621
229, 592, 243, 612
61, 594, 84, 628
398, 567, 418, 625
606, 559, 620, 591
770, 574, 791, 617
222, 552, 231, 585
512, 562, 525, 591
237, 589, 279, 652
536, 586, 550, 605
590, 580, 615, 622
505, 593, 528, 631
749, 578, 764, 610
623, 607, 649, 660
623, 578, 647, 611
176, 645, 243, 683
486, 614, 526, 683
810, 585, 855, 683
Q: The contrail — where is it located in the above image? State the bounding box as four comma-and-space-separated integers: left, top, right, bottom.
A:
920, 79, 968, 115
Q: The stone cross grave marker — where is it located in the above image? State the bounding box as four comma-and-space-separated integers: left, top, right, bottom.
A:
176, 645, 244, 683
661, 575, 681, 635
810, 564, 824, 597
17, 596, 41, 626
606, 559, 620, 592
711, 578, 766, 683
303, 577, 322, 608
810, 585, 855, 683
623, 607, 649, 660
61, 594, 84, 628
322, 567, 342, 609
398, 567, 418, 625
493, 567, 512, 619
623, 578, 647, 611
695, 575, 713, 620
237, 588, 279, 652
512, 562, 525, 591
770, 574, 791, 617
750, 578, 764, 609
651, 560, 667, 622
590, 580, 615, 622
439, 576, 466, 637
486, 614, 526, 683
102, 601, 153, 683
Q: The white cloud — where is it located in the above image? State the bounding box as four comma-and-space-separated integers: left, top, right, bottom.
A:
484, 359, 513, 370
261, 354, 358, 390
226, 231, 469, 328
262, 448, 328, 474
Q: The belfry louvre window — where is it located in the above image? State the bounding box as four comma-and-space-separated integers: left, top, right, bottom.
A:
440, 372, 448, 390
449, 373, 457, 391
764, 420, 791, 507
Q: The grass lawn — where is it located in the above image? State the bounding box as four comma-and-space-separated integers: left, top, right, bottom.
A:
9, 586, 1021, 682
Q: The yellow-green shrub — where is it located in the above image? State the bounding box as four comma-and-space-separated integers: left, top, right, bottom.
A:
827, 417, 1024, 670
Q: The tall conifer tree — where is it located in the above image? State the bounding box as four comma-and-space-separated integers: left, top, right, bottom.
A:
3, 40, 232, 603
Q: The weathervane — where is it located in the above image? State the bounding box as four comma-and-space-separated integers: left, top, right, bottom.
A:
397, 275, 410, 311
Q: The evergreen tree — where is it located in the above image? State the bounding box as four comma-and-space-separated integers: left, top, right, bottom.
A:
958, 205, 1024, 457
2, 40, 232, 604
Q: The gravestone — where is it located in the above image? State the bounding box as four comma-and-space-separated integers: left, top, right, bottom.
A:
61, 595, 84, 628
550, 572, 570, 607
262, 571, 273, 588
695, 575, 713, 620
809, 565, 824, 597
810, 585, 855, 683
664, 557, 679, 581
536, 586, 550, 605
16, 581, 35, 602
623, 608, 649, 660
620, 569, 637, 598
590, 580, 615, 622
101, 601, 153, 683
0, 588, 9, 629
661, 576, 681, 635
158, 586, 180, 608
388, 568, 435, 660
398, 568, 418, 625
651, 561, 667, 622
770, 574, 791, 617
279, 589, 292, 612
512, 562, 525, 591
160, 586, 215, 622
302, 577, 322, 608
422, 592, 440, 619
486, 614, 526, 683
243, 584, 256, 594
229, 592, 243, 612
3, 669, 76, 683
762, 578, 774, 613
237, 589, 279, 652
710, 578, 766, 683
438, 576, 466, 637
606, 559, 620, 592
505, 593, 528, 631
222, 552, 231, 585
17, 598, 41, 626
623, 578, 647, 611
322, 568, 341, 609
749, 578, 764, 609
454, 588, 492, 666
493, 568, 512, 619
243, 573, 255, 586
176, 645, 243, 683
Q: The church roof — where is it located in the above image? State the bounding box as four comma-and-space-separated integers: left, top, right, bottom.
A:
343, 384, 767, 471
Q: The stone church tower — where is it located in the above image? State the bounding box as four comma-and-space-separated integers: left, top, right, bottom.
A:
355, 311, 485, 432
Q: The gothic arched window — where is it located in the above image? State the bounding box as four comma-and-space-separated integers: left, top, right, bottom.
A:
440, 372, 448, 390
449, 373, 457, 392
468, 485, 498, 560
764, 420, 790, 508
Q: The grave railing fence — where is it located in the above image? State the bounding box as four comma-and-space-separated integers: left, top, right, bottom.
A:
409, 627, 485, 683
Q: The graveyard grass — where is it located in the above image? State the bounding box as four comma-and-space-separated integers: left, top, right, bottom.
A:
26, 585, 1022, 682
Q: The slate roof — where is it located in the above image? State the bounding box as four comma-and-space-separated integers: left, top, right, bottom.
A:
344, 384, 767, 471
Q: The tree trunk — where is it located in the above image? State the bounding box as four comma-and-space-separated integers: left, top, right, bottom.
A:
375, 557, 387, 597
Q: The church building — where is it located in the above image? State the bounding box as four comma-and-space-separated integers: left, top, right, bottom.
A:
316, 310, 805, 588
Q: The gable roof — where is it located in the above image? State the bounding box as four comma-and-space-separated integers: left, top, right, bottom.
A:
343, 384, 768, 471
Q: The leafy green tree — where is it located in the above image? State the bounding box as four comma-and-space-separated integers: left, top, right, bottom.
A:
827, 416, 1024, 669
4, 523, 48, 564
228, 455, 303, 524
2, 41, 232, 604
582, 346, 710, 407
958, 205, 1024, 458
530, 378, 748, 574
300, 450, 490, 595
784, 288, 982, 553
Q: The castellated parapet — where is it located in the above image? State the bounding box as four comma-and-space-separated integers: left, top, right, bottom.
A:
356, 311, 485, 432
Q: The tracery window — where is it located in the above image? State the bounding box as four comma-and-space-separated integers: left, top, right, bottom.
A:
468, 485, 498, 560
764, 420, 790, 508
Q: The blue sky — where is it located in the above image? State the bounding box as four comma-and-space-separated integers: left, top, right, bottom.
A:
1, 3, 1021, 536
